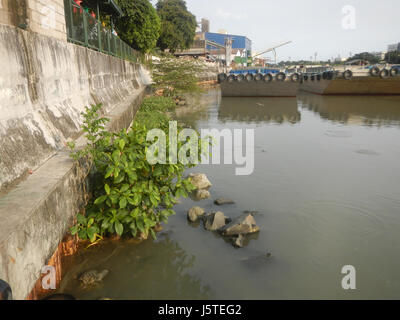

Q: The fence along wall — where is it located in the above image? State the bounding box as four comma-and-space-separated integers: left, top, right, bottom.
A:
64, 0, 141, 62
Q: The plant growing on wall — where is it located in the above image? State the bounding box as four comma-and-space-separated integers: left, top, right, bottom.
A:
115, 0, 161, 53
69, 97, 208, 243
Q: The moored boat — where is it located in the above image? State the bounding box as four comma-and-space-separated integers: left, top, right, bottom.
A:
218, 69, 301, 97
299, 65, 400, 95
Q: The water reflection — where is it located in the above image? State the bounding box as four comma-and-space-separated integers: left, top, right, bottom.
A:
298, 93, 400, 127
58, 233, 212, 300
174, 90, 220, 129
218, 97, 301, 124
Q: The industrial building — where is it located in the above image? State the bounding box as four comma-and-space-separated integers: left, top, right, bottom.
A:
175, 19, 252, 66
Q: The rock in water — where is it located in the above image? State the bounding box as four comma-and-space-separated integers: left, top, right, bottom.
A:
214, 198, 235, 205
219, 213, 260, 236
188, 206, 205, 222
233, 234, 245, 248
78, 269, 109, 287
203, 212, 229, 231
192, 189, 211, 201
189, 173, 212, 190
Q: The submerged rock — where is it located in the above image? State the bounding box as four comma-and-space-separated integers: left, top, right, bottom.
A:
233, 234, 245, 248
189, 173, 212, 190
219, 213, 260, 236
214, 198, 235, 205
191, 189, 211, 201
203, 212, 229, 231
78, 269, 109, 287
188, 206, 205, 222
240, 253, 272, 269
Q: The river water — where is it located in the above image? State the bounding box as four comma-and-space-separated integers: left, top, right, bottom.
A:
58, 89, 400, 299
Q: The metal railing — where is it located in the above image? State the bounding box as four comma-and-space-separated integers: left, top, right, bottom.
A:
64, 0, 143, 63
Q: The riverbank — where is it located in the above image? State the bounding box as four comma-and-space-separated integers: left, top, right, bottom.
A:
35, 85, 218, 299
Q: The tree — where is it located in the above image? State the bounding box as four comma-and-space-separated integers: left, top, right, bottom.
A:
152, 55, 203, 97
115, 0, 161, 53
347, 52, 380, 64
156, 0, 197, 53
385, 51, 400, 64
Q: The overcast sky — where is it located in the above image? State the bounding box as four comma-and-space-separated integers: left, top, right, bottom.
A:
181, 0, 400, 61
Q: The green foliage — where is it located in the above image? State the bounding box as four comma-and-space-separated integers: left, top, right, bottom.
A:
385, 51, 400, 64
152, 55, 204, 97
347, 52, 380, 64
115, 0, 161, 53
156, 0, 197, 53
69, 97, 207, 243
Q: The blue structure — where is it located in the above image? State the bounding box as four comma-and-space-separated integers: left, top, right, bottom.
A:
229, 68, 280, 75
205, 32, 252, 54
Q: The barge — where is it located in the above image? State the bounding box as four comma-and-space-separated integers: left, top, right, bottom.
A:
299, 65, 400, 95
218, 68, 301, 97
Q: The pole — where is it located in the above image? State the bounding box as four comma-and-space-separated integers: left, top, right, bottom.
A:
97, 3, 101, 51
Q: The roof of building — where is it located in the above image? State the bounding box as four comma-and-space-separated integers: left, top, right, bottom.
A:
205, 31, 251, 42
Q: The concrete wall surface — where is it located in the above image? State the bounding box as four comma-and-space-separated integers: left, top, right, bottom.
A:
0, 0, 67, 41
0, 23, 150, 299
0, 23, 150, 191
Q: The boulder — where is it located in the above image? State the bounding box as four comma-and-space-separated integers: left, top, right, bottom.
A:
214, 198, 235, 205
219, 213, 260, 236
189, 173, 212, 190
192, 189, 211, 201
203, 212, 229, 231
187, 206, 205, 222
78, 269, 109, 287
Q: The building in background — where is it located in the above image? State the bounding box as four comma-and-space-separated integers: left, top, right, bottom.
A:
175, 19, 252, 66
204, 32, 252, 65
388, 43, 400, 52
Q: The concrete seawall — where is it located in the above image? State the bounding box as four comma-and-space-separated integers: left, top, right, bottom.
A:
0, 23, 149, 299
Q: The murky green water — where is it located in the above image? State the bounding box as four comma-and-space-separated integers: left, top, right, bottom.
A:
58, 89, 400, 300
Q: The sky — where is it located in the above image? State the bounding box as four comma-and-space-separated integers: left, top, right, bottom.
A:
180, 0, 400, 61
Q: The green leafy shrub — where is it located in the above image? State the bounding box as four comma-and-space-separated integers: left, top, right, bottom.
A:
69, 97, 207, 243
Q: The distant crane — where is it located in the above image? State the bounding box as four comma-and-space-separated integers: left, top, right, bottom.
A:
252, 41, 292, 64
